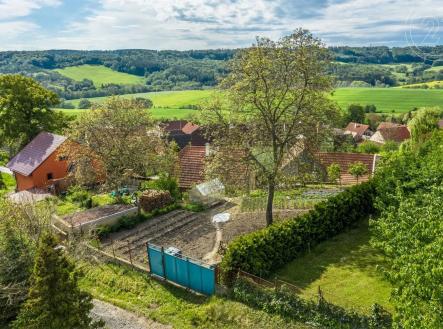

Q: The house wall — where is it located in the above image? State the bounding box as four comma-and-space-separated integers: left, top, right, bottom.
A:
15, 147, 69, 192
369, 131, 385, 144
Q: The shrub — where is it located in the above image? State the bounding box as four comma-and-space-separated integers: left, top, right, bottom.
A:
357, 141, 381, 154
140, 175, 181, 201
66, 186, 93, 208
233, 278, 392, 329
139, 189, 173, 212
221, 181, 376, 284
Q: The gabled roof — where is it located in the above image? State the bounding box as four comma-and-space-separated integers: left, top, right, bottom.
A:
7, 132, 67, 176
161, 120, 188, 133
344, 122, 370, 137
377, 122, 402, 130
378, 126, 410, 143
179, 146, 206, 189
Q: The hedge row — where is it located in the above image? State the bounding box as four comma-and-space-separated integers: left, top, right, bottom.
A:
221, 181, 377, 283
233, 278, 391, 329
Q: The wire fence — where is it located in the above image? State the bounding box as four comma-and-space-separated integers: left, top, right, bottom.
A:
240, 196, 325, 212
237, 269, 375, 315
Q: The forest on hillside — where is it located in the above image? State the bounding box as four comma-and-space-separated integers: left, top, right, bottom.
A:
1, 46, 443, 101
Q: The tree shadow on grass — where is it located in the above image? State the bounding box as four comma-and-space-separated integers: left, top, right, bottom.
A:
275, 219, 387, 289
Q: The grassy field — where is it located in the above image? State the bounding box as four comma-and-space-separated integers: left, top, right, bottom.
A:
425, 65, 443, 73
0, 172, 15, 198
54, 65, 146, 87
56, 87, 443, 119
79, 262, 312, 329
276, 219, 393, 314
332, 87, 443, 113
399, 81, 443, 89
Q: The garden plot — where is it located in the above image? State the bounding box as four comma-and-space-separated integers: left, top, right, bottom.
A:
100, 200, 315, 268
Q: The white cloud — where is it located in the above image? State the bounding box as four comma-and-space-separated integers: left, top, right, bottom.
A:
0, 0, 442, 49
0, 0, 61, 20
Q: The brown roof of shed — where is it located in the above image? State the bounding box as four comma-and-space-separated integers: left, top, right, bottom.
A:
179, 146, 206, 188
7, 132, 67, 176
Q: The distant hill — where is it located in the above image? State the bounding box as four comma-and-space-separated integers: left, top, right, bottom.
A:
1, 46, 443, 102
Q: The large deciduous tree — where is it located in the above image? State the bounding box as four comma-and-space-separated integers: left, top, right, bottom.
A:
0, 75, 69, 153
200, 29, 339, 225
64, 97, 176, 191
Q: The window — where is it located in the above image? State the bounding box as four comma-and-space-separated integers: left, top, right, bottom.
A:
47, 173, 53, 180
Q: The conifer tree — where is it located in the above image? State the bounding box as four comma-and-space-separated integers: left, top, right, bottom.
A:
12, 234, 103, 329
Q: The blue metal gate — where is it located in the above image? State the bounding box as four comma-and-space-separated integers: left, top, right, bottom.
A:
147, 243, 216, 295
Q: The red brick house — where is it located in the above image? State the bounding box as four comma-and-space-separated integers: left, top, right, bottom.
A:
7, 132, 71, 192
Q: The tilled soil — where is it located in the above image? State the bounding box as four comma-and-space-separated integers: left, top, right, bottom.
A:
101, 203, 309, 266
91, 299, 171, 329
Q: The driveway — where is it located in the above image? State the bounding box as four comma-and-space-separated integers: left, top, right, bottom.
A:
91, 299, 172, 329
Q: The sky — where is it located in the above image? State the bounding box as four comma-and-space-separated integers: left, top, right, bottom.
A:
1, 0, 442, 50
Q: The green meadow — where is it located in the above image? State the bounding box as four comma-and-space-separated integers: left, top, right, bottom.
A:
57, 87, 443, 120
54, 64, 146, 87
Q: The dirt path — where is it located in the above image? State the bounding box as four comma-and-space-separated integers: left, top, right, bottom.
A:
91, 299, 172, 329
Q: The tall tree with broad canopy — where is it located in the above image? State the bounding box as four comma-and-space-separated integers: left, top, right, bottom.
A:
200, 29, 339, 226
63, 97, 177, 191
0, 75, 69, 154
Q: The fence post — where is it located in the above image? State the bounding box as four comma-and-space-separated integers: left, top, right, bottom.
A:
111, 239, 116, 259
161, 246, 166, 279
127, 240, 133, 267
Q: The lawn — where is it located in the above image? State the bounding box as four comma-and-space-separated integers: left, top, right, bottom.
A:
79, 262, 312, 329
276, 219, 393, 314
332, 87, 443, 113
54, 65, 146, 87
0, 172, 16, 198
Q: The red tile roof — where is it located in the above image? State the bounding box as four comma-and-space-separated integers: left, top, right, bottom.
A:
7, 132, 67, 176
377, 122, 402, 130
161, 120, 188, 133
344, 122, 370, 138
181, 122, 200, 135
179, 146, 206, 189
378, 126, 410, 143
316, 152, 378, 185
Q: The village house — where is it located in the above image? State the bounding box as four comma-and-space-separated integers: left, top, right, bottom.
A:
162, 120, 209, 149
7, 132, 72, 192
370, 123, 410, 144
344, 122, 373, 141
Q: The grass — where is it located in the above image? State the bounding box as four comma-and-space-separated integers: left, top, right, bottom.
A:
54, 65, 146, 87
0, 173, 16, 198
425, 65, 443, 73
55, 193, 116, 216
331, 87, 443, 113
399, 80, 443, 89
276, 219, 393, 314
79, 262, 312, 329
55, 87, 443, 120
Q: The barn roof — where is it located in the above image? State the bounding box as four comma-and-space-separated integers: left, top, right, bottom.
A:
378, 126, 410, 143
7, 132, 67, 176
179, 146, 206, 189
